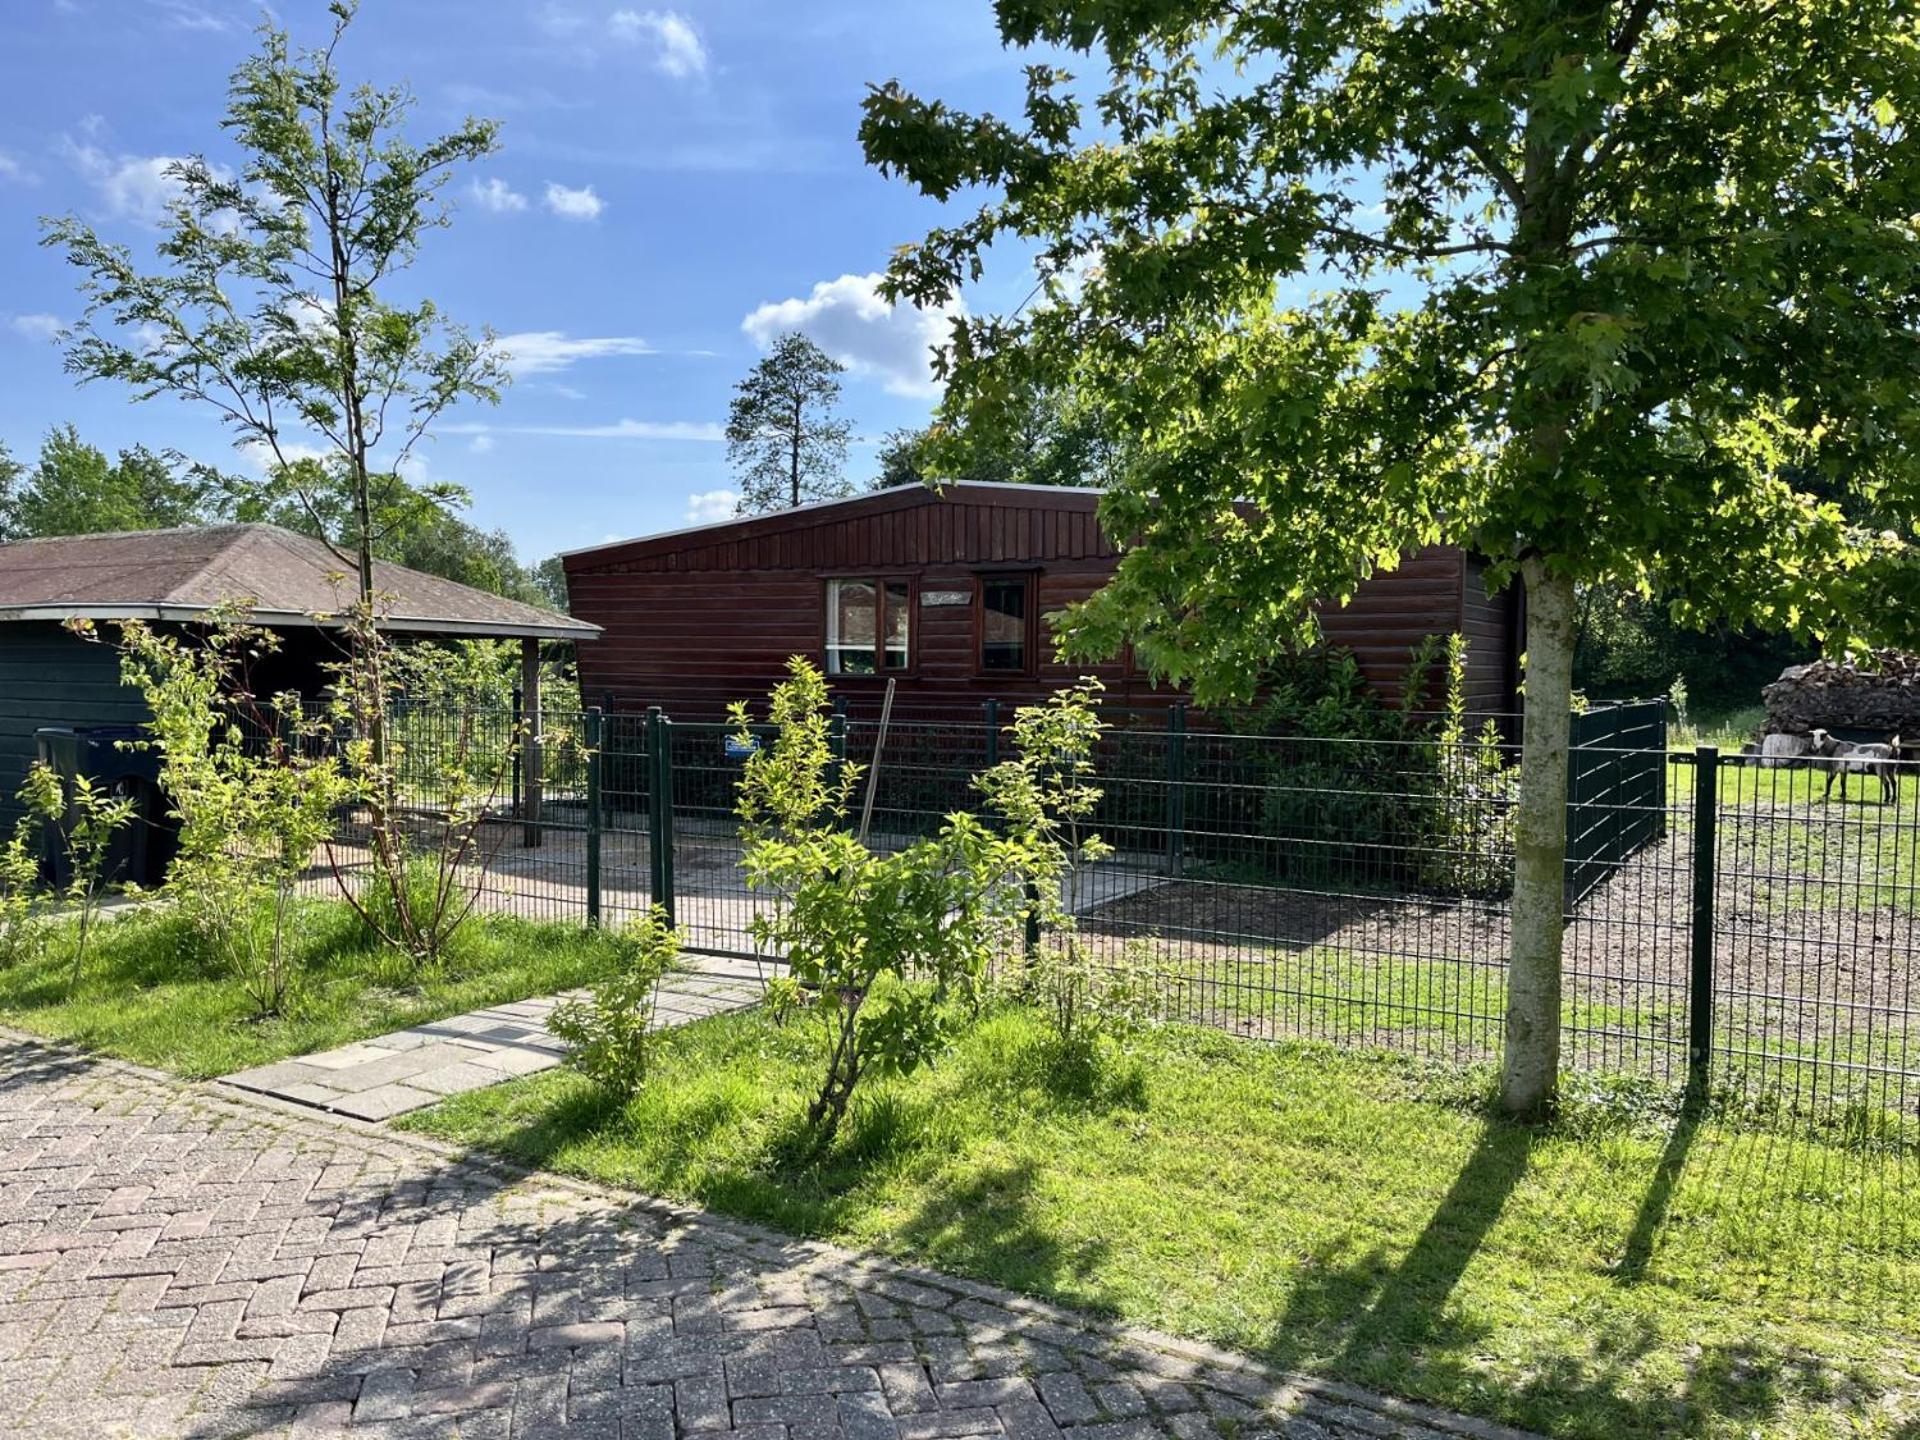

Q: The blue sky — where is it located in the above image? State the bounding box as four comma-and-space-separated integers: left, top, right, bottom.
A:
0, 0, 1044, 563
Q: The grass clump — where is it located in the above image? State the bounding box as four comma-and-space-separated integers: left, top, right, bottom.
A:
407, 1004, 1920, 1440
0, 898, 633, 1078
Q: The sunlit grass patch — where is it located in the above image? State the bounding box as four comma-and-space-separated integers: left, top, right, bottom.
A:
407, 1004, 1920, 1440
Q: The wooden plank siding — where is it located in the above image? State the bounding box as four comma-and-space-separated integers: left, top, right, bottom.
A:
0, 623, 148, 826
562, 484, 1520, 721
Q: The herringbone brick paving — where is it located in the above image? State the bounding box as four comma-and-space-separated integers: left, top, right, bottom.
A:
0, 1039, 1532, 1440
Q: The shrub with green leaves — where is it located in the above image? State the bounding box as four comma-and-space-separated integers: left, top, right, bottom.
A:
1412, 635, 1517, 897
547, 908, 681, 1102
974, 679, 1151, 1050
115, 615, 350, 1015
19, 759, 135, 991
326, 607, 520, 972
0, 809, 47, 969
734, 658, 1036, 1143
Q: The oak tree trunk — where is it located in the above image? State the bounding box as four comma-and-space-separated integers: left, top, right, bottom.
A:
1500, 557, 1577, 1119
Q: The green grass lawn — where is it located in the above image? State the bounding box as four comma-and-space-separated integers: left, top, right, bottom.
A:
405, 1006, 1920, 1440
0, 900, 628, 1077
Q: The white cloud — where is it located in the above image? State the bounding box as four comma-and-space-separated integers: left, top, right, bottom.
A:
741, 273, 961, 398
237, 438, 333, 477
444, 419, 723, 442
489, 330, 657, 377
9, 314, 62, 342
468, 434, 497, 455
63, 138, 230, 227
151, 0, 232, 31
71, 146, 188, 222
469, 177, 528, 214
608, 9, 708, 78
543, 181, 604, 221
535, 2, 589, 37
685, 488, 738, 523
0, 151, 32, 184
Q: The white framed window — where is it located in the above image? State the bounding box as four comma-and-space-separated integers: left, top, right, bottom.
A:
826, 578, 911, 675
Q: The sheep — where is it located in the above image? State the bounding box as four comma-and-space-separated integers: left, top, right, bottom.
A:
1806, 728, 1902, 805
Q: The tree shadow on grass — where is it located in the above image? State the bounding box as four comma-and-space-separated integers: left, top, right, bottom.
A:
1613, 1094, 1703, 1286
1248, 1107, 1878, 1440
883, 1153, 1115, 1313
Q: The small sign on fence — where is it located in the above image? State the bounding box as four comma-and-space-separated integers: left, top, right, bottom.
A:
723, 734, 762, 761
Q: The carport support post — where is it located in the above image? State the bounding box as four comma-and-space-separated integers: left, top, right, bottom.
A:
584, 707, 603, 927
1687, 746, 1719, 1098
519, 639, 543, 849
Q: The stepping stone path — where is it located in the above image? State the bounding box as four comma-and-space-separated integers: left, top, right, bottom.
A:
0, 1037, 1532, 1440
221, 952, 777, 1121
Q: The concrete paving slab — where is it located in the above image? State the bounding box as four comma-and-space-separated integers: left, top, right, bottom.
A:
216, 950, 778, 1119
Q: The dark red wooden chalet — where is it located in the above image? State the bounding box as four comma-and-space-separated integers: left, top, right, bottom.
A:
560, 482, 1519, 719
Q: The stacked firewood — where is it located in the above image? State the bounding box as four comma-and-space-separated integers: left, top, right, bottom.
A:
1762, 651, 1920, 736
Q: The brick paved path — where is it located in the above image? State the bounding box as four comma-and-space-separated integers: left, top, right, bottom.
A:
0, 1040, 1529, 1440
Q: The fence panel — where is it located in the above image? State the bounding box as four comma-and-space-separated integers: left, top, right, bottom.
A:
257, 690, 1920, 1124
1710, 751, 1920, 1125
1565, 699, 1669, 905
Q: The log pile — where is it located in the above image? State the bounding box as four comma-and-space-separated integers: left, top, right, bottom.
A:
1762, 651, 1920, 737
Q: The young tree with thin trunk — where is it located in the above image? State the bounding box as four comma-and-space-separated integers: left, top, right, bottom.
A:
863, 0, 1920, 1116
42, 0, 503, 610
727, 332, 854, 513
43, 0, 509, 967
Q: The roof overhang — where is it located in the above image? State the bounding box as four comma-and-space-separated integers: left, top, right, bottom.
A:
560, 479, 1110, 566
0, 603, 601, 642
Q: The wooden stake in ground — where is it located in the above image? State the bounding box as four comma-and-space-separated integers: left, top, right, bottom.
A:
857, 678, 896, 846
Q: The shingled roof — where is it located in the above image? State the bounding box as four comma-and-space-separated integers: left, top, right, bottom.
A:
0, 524, 597, 641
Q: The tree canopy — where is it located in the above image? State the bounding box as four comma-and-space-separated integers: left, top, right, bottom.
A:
873, 381, 1124, 490
727, 332, 855, 513
0, 425, 226, 542
863, 0, 1920, 1114
43, 0, 503, 614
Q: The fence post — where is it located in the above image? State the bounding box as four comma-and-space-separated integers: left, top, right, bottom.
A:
1687, 745, 1719, 1098
1655, 696, 1671, 841
584, 707, 603, 927
984, 699, 1000, 767
1166, 703, 1188, 879
647, 708, 676, 927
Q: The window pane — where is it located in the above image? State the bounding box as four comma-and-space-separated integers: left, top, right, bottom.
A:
827, 580, 877, 675
980, 579, 1028, 671
884, 582, 910, 669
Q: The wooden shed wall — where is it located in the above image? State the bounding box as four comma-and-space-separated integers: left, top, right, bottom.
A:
564, 489, 1517, 721
0, 622, 149, 826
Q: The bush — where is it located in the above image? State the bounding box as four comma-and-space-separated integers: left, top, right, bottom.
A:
735, 658, 1043, 1144
20, 758, 135, 991
547, 908, 680, 1102
115, 616, 349, 1015
1193, 636, 1517, 897
0, 813, 46, 969
974, 680, 1140, 1052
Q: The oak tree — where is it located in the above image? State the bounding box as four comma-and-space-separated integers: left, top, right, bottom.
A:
863, 0, 1920, 1114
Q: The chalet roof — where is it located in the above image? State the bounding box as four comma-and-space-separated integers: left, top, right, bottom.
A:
561, 480, 1105, 567
0, 524, 597, 641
